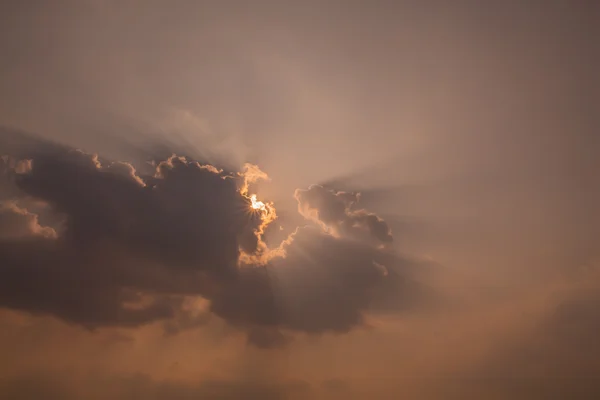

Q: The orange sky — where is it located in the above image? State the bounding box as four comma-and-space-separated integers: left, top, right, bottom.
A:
0, 1, 598, 399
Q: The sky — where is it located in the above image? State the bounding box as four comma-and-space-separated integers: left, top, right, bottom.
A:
0, 1, 599, 399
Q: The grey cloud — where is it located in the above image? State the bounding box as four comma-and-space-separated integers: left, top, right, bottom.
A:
295, 184, 393, 244
0, 237, 177, 328
0, 144, 259, 328
211, 226, 406, 335
14, 149, 259, 275
0, 134, 429, 345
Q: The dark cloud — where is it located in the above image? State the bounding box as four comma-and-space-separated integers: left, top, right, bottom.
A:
1, 154, 32, 201
211, 226, 408, 334
14, 149, 259, 272
0, 237, 178, 328
0, 133, 428, 345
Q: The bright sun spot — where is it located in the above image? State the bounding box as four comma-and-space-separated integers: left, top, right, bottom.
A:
250, 194, 266, 211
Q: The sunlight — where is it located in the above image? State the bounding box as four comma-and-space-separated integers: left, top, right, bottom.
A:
250, 194, 266, 211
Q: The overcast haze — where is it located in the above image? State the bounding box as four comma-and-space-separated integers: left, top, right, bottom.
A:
0, 1, 599, 399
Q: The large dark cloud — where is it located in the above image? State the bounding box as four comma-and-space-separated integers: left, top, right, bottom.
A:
0, 133, 429, 345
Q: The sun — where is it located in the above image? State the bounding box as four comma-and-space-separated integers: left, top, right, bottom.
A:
250, 194, 266, 211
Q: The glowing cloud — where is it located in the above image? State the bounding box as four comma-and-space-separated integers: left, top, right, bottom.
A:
237, 164, 283, 265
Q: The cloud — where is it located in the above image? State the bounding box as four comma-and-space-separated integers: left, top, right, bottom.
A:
211, 227, 402, 334
1, 154, 33, 201
0, 136, 428, 346
295, 184, 393, 244
0, 202, 56, 239
1, 156, 32, 174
